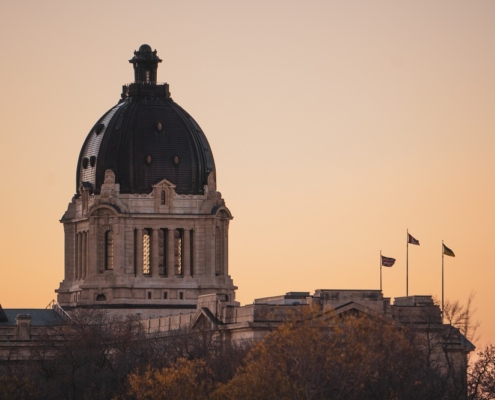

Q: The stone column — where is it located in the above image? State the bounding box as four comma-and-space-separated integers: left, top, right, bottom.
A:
151, 228, 159, 277
223, 222, 229, 276
64, 224, 76, 283
190, 229, 194, 276
210, 222, 216, 277
136, 228, 144, 276
77, 232, 83, 280
183, 229, 191, 277
167, 228, 175, 276
113, 221, 123, 276
82, 231, 87, 279
74, 232, 79, 281
87, 219, 98, 276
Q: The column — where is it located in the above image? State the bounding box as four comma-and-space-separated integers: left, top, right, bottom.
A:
77, 232, 83, 280
167, 228, 175, 276
112, 221, 123, 275
82, 232, 87, 279
183, 229, 191, 277
223, 223, 229, 276
136, 228, 144, 276
210, 223, 216, 277
87, 222, 98, 276
151, 228, 159, 277
190, 229, 194, 276
64, 224, 76, 282
74, 232, 79, 281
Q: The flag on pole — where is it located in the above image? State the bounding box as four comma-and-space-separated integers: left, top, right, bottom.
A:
381, 255, 396, 267
443, 244, 455, 257
408, 233, 420, 245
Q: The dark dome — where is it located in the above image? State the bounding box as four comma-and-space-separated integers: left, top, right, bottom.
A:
139, 44, 152, 52
76, 46, 215, 196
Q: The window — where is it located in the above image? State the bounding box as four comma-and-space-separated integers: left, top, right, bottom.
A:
105, 231, 114, 270
143, 230, 150, 275
215, 226, 222, 275
96, 294, 106, 301
174, 230, 182, 275
161, 190, 166, 205
179, 292, 184, 300
147, 291, 152, 300
163, 292, 168, 300
159, 229, 166, 275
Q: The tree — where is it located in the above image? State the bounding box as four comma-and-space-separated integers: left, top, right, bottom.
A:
24, 309, 149, 400
213, 306, 442, 400
469, 344, 495, 400
126, 358, 214, 400
444, 293, 480, 346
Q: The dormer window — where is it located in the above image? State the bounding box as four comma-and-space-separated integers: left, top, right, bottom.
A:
161, 190, 166, 205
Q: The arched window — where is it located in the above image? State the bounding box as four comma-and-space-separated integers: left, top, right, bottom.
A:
143, 230, 151, 275
105, 231, 114, 270
96, 294, 106, 301
161, 190, 166, 205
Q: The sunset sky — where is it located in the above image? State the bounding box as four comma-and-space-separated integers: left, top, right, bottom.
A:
1, 1, 494, 345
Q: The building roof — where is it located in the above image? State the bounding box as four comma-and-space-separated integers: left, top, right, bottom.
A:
0, 309, 65, 326
76, 44, 216, 196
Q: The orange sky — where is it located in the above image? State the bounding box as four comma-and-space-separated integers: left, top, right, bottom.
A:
1, 1, 494, 346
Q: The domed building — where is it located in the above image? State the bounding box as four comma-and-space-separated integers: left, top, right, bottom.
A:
56, 44, 237, 317
0, 47, 473, 396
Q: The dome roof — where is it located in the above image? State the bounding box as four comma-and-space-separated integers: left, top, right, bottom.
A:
76, 45, 215, 196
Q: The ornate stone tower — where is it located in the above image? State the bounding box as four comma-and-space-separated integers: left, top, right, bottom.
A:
56, 45, 237, 316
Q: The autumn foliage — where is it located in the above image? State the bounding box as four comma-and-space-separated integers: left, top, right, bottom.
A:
127, 358, 214, 400
1, 305, 492, 399
212, 307, 437, 400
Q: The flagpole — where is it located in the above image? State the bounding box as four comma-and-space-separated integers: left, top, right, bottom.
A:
380, 250, 382, 292
406, 229, 409, 297
442, 240, 444, 323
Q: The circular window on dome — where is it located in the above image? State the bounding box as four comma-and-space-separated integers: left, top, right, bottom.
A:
82, 157, 89, 169
173, 155, 179, 166
94, 123, 105, 135
156, 121, 163, 132
146, 155, 152, 165
90, 156, 97, 167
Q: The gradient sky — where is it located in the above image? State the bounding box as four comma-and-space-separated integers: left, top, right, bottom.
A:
1, 1, 494, 346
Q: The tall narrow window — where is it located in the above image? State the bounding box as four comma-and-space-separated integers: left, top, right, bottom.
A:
161, 190, 166, 205
174, 229, 182, 275
190, 230, 194, 276
215, 226, 222, 275
143, 230, 151, 275
159, 229, 166, 275
105, 231, 114, 270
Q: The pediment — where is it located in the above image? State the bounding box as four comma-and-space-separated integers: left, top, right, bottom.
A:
152, 178, 177, 189
190, 307, 220, 330
328, 302, 388, 322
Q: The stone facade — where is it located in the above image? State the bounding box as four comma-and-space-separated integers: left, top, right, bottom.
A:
56, 169, 237, 317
